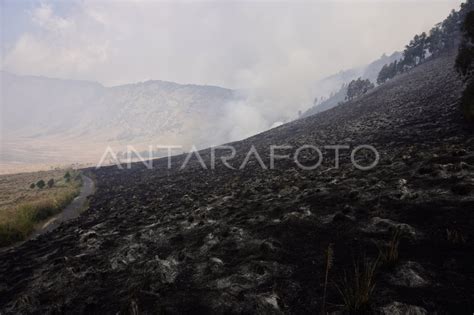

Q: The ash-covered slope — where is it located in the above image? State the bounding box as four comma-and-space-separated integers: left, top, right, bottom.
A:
0, 52, 473, 314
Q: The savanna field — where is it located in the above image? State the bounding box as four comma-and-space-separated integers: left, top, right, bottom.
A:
0, 169, 82, 246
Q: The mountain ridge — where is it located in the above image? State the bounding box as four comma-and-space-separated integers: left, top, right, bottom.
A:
0, 71, 240, 171
0, 70, 236, 91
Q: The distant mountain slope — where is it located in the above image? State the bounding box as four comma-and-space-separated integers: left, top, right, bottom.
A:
1, 71, 103, 135
303, 51, 402, 117
0, 72, 239, 169
0, 52, 402, 172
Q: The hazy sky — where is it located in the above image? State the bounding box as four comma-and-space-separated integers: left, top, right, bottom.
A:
1, 0, 462, 89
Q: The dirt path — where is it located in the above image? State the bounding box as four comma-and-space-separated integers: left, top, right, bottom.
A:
31, 174, 95, 238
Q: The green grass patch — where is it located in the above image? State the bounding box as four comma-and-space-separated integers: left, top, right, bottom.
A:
0, 178, 82, 247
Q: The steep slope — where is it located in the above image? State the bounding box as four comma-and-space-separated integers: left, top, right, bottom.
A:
0, 52, 473, 314
360, 52, 403, 82
303, 51, 402, 117
303, 83, 347, 117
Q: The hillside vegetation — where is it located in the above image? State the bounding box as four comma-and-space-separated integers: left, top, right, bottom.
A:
0, 170, 82, 246
377, 0, 473, 85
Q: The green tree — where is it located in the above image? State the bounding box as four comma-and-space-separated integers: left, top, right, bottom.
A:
388, 0, 474, 77
64, 171, 71, 182
442, 9, 461, 50
346, 78, 375, 101
455, 10, 474, 121
416, 32, 428, 63
427, 25, 444, 56
403, 33, 428, 68
403, 37, 417, 67
36, 180, 46, 189
390, 60, 399, 77
377, 64, 389, 85
47, 178, 55, 188
377, 60, 401, 84
455, 11, 474, 79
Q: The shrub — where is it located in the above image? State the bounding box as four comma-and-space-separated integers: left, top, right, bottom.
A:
36, 180, 45, 189
64, 171, 71, 182
30, 183, 35, 189
47, 178, 54, 188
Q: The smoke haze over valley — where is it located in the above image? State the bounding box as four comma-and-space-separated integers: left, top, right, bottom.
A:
0, 0, 463, 172
0, 50, 401, 172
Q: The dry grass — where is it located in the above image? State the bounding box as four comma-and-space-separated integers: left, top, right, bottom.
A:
446, 228, 466, 245
378, 227, 401, 268
337, 257, 378, 313
0, 169, 82, 247
321, 243, 334, 314
336, 230, 401, 312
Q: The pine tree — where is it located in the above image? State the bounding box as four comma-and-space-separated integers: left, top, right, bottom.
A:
346, 78, 374, 100
377, 0, 474, 85
391, 60, 399, 77
428, 25, 444, 56
442, 10, 460, 50
455, 11, 474, 79
377, 64, 389, 85
455, 10, 474, 121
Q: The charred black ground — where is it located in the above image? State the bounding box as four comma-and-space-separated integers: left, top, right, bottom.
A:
0, 52, 473, 314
